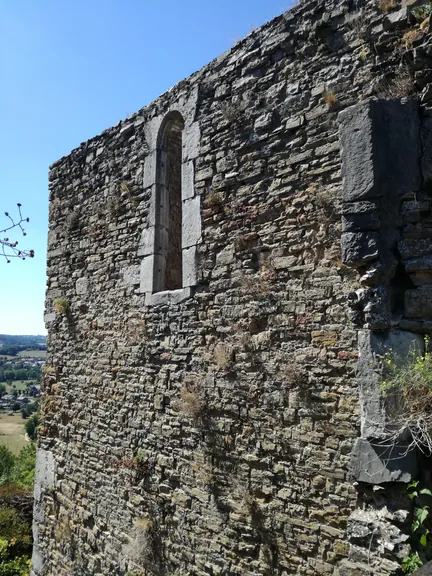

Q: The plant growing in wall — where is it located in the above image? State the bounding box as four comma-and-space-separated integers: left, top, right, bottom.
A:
53, 297, 69, 314
381, 337, 432, 454
402, 481, 432, 573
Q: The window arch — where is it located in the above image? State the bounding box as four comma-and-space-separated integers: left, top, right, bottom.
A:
154, 111, 185, 292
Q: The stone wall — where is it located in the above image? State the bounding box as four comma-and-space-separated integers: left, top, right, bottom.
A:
34, 0, 432, 574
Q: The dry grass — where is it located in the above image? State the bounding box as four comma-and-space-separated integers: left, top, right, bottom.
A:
177, 377, 206, 422
377, 0, 397, 12
376, 68, 414, 98
53, 297, 69, 314
0, 414, 29, 454
203, 191, 223, 208
403, 28, 424, 48
241, 275, 271, 297
193, 459, 214, 486
277, 363, 306, 387
125, 517, 154, 567
213, 343, 234, 370
323, 91, 337, 109
381, 344, 432, 455
349, 10, 368, 40
220, 100, 245, 123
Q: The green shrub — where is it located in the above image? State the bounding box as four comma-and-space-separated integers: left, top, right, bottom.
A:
10, 445, 36, 490
24, 414, 39, 441
0, 508, 32, 554
0, 447, 15, 483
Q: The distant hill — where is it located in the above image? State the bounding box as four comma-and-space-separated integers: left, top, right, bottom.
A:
0, 335, 46, 357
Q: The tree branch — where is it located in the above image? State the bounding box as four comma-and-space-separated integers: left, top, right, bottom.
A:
0, 204, 34, 263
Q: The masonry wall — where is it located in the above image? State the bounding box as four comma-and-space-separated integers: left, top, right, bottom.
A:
34, 0, 432, 574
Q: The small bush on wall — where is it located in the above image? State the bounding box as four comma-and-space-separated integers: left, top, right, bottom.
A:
381, 337, 432, 454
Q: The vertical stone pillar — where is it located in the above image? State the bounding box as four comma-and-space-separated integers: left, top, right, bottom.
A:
338, 100, 424, 575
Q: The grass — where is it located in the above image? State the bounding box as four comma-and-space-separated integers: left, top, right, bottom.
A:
381, 339, 432, 454
323, 90, 337, 109
0, 414, 28, 455
17, 349, 46, 358
5, 381, 29, 394
377, 0, 396, 12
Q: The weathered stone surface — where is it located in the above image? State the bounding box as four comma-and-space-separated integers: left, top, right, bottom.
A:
339, 99, 421, 203
341, 231, 379, 266
350, 438, 417, 483
36, 1, 432, 575
357, 330, 424, 439
405, 286, 432, 318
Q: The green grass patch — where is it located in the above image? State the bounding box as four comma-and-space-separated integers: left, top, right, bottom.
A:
16, 349, 46, 359
5, 383, 28, 394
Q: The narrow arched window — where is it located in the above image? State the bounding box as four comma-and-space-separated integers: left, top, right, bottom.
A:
154, 112, 185, 292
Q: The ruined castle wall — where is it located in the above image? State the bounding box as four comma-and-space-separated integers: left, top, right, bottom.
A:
34, 1, 432, 574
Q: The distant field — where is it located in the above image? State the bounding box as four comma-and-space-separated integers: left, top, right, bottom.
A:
17, 349, 46, 359
0, 413, 28, 454
5, 381, 29, 393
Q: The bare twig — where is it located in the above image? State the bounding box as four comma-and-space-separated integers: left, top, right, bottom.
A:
0, 203, 34, 263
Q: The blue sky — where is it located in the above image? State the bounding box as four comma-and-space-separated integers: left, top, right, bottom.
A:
0, 0, 292, 335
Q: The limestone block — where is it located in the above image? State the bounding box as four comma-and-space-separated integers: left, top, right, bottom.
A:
143, 151, 157, 189
137, 227, 155, 257
405, 256, 432, 286
399, 239, 432, 260
182, 196, 201, 248
75, 277, 88, 295
139, 255, 154, 294
341, 232, 379, 266
183, 245, 198, 287
123, 266, 140, 286
183, 122, 200, 160
357, 329, 424, 439
182, 160, 195, 200
405, 286, 432, 318
350, 438, 417, 483
339, 99, 421, 202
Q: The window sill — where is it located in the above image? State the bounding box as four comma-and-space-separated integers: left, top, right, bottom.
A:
144, 287, 192, 306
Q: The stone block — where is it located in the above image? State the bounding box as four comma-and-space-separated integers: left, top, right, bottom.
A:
182, 160, 195, 200
357, 329, 424, 438
183, 245, 198, 287
75, 277, 89, 295
398, 238, 432, 260
341, 232, 379, 266
182, 196, 202, 248
143, 151, 157, 189
123, 266, 140, 286
339, 99, 421, 202
137, 226, 155, 257
405, 286, 432, 318
350, 438, 417, 483
405, 256, 432, 285
342, 211, 380, 232
139, 255, 154, 294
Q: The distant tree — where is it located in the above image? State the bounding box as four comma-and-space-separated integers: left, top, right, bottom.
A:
11, 401, 20, 411
1, 204, 34, 263
0, 384, 5, 397
25, 414, 39, 441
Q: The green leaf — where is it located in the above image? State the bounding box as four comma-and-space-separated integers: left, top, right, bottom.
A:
414, 506, 429, 526
412, 520, 420, 532
420, 533, 428, 547
420, 489, 432, 496
409, 481, 419, 489
409, 492, 418, 500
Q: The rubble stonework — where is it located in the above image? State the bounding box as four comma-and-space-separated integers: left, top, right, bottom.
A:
34, 0, 432, 574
